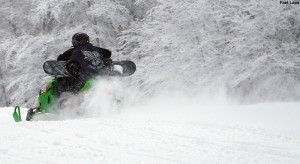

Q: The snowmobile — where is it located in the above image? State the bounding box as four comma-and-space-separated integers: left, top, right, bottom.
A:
13, 60, 136, 122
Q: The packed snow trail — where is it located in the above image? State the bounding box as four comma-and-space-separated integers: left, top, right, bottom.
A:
1, 102, 300, 164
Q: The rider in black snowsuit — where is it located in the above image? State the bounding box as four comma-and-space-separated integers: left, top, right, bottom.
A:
56, 32, 112, 97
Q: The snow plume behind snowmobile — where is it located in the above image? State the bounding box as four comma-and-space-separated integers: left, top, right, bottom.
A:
13, 60, 136, 122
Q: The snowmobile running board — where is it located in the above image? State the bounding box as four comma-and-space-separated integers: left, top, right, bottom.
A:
13, 106, 22, 122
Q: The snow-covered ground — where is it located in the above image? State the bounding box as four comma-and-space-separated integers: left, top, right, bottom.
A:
1, 97, 300, 163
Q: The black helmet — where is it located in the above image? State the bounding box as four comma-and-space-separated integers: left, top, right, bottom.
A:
72, 32, 89, 47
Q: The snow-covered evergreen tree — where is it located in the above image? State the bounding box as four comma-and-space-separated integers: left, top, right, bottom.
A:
0, 0, 300, 106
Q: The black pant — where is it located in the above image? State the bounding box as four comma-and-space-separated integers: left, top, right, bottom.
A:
55, 77, 86, 98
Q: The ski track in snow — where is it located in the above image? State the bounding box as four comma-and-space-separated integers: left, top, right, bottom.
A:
1, 103, 300, 164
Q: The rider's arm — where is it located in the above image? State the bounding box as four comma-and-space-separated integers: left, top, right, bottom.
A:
57, 49, 73, 61
98, 48, 111, 59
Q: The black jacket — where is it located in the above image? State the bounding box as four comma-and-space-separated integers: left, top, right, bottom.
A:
57, 43, 112, 79
57, 43, 111, 61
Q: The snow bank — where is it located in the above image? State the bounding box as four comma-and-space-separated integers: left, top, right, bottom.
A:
1, 101, 300, 163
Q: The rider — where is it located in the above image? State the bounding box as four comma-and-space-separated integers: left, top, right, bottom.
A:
56, 32, 112, 97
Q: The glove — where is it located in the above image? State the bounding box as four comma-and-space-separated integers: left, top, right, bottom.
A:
66, 60, 80, 76
103, 58, 113, 66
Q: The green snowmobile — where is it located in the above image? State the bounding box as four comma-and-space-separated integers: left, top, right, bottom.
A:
13, 60, 136, 122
